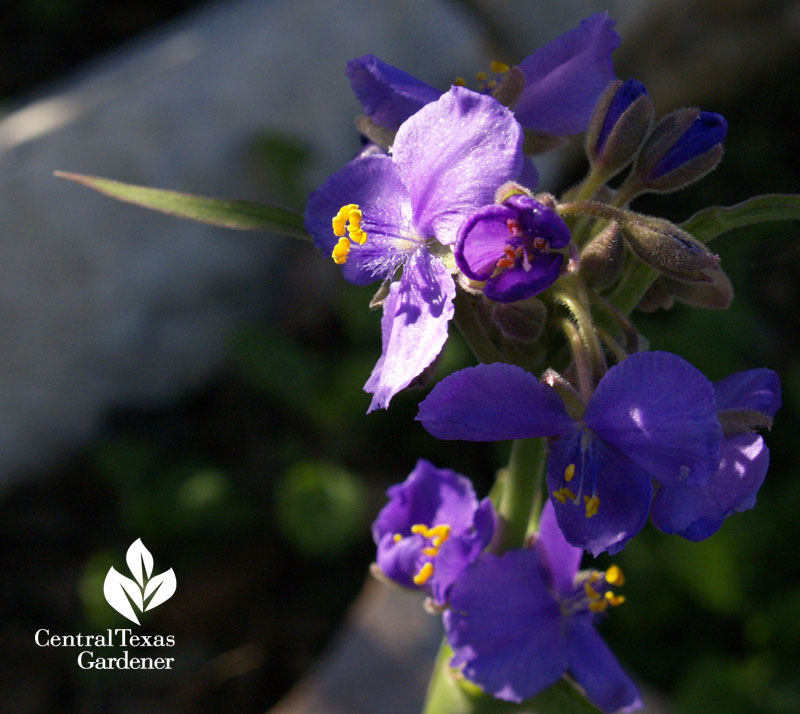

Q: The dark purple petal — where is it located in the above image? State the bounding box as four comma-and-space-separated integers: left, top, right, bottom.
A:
514, 14, 620, 134
484, 252, 563, 302
445, 550, 567, 702
548, 432, 652, 556
455, 204, 517, 280
364, 250, 455, 411
303, 154, 413, 285
650, 112, 727, 178
565, 617, 643, 713
372, 459, 480, 543
375, 532, 426, 588
417, 363, 574, 440
651, 433, 769, 541
534, 500, 582, 598
392, 87, 523, 245
713, 368, 781, 416
595, 79, 649, 154
505, 194, 571, 249
346, 54, 441, 129
431, 498, 496, 605
586, 352, 722, 487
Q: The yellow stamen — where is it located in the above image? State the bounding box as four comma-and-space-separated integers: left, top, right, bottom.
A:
553, 487, 576, 504
453, 76, 466, 87
605, 564, 625, 586
487, 80, 497, 90
605, 592, 626, 607
589, 599, 609, 613
422, 547, 439, 557
331, 236, 351, 265
413, 561, 434, 586
584, 582, 601, 600
490, 61, 510, 74
476, 71, 488, 82
331, 204, 368, 262
411, 524, 429, 535
564, 463, 576, 482
393, 533, 402, 542
584, 495, 600, 518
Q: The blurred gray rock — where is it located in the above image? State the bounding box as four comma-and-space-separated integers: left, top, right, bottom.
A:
0, 0, 487, 486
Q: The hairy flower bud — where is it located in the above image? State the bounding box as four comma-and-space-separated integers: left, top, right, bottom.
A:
586, 79, 653, 178
578, 221, 624, 288
621, 214, 719, 280
490, 297, 547, 342
633, 108, 727, 192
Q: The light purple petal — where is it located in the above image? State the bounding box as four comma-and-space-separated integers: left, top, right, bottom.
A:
455, 204, 518, 280
713, 369, 781, 416
586, 352, 722, 487
392, 87, 523, 245
514, 14, 620, 134
303, 154, 413, 285
565, 617, 643, 713
445, 550, 566, 702
364, 250, 455, 411
534, 500, 582, 598
548, 433, 652, 556
346, 54, 441, 129
417, 363, 574, 441
651, 433, 769, 541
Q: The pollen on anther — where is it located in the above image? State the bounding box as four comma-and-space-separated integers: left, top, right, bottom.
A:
584, 495, 600, 518
413, 562, 434, 586
332, 236, 351, 265
605, 564, 625, 586
393, 533, 403, 543
453, 76, 466, 87
490, 60, 510, 74
564, 463, 576, 482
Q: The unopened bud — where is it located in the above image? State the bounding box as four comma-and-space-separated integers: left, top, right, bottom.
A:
586, 79, 654, 178
637, 279, 675, 312
578, 221, 624, 289
621, 214, 719, 280
634, 108, 727, 192
490, 297, 547, 343
662, 267, 734, 310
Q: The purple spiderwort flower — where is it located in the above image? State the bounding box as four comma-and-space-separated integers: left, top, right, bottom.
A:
417, 352, 728, 555
304, 87, 524, 411
455, 193, 571, 302
445, 501, 642, 711
347, 14, 619, 135
651, 369, 781, 540
372, 459, 495, 606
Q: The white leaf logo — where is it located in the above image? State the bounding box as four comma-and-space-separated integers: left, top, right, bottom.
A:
103, 539, 176, 625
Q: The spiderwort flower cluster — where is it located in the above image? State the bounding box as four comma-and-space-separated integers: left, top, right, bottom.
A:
302, 10, 781, 714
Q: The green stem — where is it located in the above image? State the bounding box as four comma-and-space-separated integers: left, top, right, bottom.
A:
494, 437, 549, 552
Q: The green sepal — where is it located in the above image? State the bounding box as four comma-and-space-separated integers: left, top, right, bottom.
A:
55, 171, 309, 239
423, 641, 603, 714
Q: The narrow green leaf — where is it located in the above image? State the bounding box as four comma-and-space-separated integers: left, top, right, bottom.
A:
55, 171, 309, 240
680, 193, 800, 243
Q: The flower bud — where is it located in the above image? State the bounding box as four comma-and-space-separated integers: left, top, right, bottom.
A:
578, 221, 624, 289
634, 108, 727, 192
662, 267, 734, 310
621, 214, 719, 280
585, 79, 654, 178
490, 297, 547, 343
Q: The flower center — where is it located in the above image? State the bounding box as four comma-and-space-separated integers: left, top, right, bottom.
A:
331, 203, 368, 264
453, 61, 510, 93
405, 522, 452, 586
553, 458, 600, 519
493, 217, 551, 275
561, 565, 626, 616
